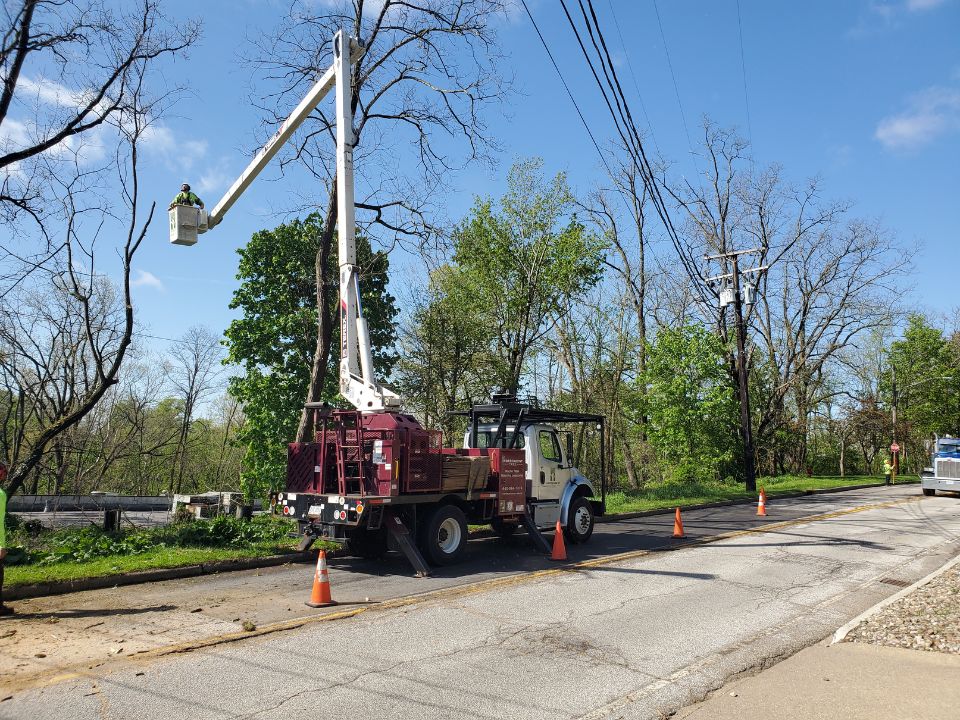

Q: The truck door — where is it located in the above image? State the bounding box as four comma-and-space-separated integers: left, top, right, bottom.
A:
535, 428, 572, 501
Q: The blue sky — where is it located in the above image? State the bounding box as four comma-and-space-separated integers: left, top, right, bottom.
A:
124, 0, 959, 348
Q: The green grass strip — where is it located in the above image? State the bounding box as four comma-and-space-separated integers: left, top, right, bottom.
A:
604, 475, 891, 515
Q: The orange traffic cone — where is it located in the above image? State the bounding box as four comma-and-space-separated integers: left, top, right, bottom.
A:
672, 507, 686, 538
550, 520, 567, 561
305, 549, 337, 608
757, 488, 767, 517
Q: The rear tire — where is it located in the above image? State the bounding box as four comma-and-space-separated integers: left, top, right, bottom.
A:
421, 504, 468, 566
922, 488, 936, 496
564, 496, 594, 544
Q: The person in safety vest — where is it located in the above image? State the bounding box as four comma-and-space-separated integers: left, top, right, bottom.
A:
169, 183, 204, 210
0, 463, 12, 616
883, 456, 892, 485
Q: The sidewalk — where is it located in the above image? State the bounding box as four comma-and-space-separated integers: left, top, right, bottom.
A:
673, 641, 960, 720
675, 554, 960, 719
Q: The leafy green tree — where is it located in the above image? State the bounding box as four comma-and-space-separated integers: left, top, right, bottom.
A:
642, 325, 738, 483
225, 214, 397, 498
451, 158, 604, 394
397, 265, 500, 441
884, 315, 960, 458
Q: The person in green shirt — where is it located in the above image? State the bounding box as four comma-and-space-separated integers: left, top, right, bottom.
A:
0, 464, 11, 616
169, 183, 204, 210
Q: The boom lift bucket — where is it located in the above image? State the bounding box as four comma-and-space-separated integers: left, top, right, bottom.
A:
169, 205, 208, 246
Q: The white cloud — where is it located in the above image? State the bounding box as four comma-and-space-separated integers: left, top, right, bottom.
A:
196, 158, 232, 196
906, 0, 948, 11
875, 86, 960, 150
141, 123, 208, 173
132, 269, 165, 292
17, 75, 106, 113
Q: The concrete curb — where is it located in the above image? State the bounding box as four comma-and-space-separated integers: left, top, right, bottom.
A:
830, 550, 960, 645
7, 481, 917, 601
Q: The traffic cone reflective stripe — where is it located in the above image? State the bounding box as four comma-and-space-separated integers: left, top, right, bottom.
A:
306, 549, 337, 608
550, 520, 567, 561
757, 489, 767, 517
672, 507, 686, 538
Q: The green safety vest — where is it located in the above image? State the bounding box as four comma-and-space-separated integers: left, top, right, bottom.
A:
0, 488, 6, 547
173, 191, 203, 207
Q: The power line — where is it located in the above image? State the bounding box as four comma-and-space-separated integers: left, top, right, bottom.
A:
605, 0, 660, 156
735, 0, 755, 159
517, 0, 633, 217
558, 0, 706, 289
651, 0, 698, 170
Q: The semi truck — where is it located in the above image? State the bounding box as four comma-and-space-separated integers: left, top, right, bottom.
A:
171, 32, 606, 576
920, 436, 960, 496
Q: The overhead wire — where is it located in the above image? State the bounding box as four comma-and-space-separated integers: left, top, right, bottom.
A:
558, 0, 706, 288
517, 0, 635, 218
651, 0, 699, 173
735, 0, 755, 161
605, 0, 660, 156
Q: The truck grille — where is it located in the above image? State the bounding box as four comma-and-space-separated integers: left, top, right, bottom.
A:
936, 458, 960, 479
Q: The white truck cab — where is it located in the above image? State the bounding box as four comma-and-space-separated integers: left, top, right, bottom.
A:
460, 398, 606, 544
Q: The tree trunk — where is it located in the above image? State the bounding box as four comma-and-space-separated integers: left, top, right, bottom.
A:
297, 185, 338, 443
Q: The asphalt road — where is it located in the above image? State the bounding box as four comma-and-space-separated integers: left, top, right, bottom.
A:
2, 485, 958, 719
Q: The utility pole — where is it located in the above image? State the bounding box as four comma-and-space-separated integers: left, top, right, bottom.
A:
706, 249, 766, 493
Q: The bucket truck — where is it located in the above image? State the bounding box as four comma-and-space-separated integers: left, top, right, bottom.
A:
171, 32, 606, 576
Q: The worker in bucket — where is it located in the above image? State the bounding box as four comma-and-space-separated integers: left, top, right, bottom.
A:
169, 183, 204, 210
0, 462, 11, 616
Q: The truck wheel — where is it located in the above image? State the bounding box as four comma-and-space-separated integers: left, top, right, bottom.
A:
345, 527, 388, 559
564, 496, 594, 544
922, 488, 936, 496
490, 516, 518, 538
422, 504, 468, 565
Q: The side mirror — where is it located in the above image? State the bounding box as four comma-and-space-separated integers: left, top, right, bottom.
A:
566, 433, 575, 467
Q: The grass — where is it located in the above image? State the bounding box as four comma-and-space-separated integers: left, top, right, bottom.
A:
604, 474, 893, 515
3, 543, 301, 587
3, 513, 338, 588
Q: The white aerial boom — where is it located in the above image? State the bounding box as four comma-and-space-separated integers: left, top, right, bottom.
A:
169, 31, 401, 413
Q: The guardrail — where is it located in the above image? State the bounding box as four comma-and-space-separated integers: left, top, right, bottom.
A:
9, 495, 263, 513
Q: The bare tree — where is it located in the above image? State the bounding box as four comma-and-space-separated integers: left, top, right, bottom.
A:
247, 0, 509, 440
662, 122, 908, 475
165, 325, 224, 495
0, 1, 198, 235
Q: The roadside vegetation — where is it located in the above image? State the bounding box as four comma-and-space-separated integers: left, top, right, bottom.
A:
604, 475, 893, 515
0, 514, 334, 588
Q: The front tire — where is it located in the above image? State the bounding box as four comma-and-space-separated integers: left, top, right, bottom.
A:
564, 496, 594, 544
922, 488, 936, 496
421, 504, 468, 565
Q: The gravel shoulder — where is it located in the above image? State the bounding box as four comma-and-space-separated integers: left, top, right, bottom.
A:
843, 560, 960, 654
